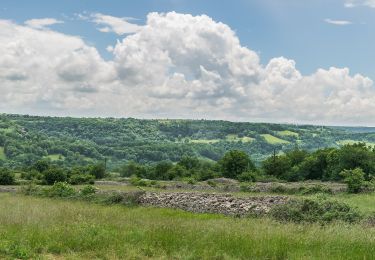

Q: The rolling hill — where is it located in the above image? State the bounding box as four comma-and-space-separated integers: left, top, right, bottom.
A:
1, 113, 375, 169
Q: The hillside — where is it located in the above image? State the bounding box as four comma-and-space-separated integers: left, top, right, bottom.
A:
1, 114, 375, 169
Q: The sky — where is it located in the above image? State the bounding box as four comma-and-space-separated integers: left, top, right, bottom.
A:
0, 0, 375, 125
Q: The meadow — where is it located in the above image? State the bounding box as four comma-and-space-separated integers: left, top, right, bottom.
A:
0, 192, 374, 259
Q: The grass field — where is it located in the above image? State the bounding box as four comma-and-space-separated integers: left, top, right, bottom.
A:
0, 146, 5, 160
261, 134, 290, 144
44, 154, 65, 161
0, 193, 374, 259
277, 130, 299, 137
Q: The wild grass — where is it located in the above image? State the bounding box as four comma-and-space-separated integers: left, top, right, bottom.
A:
0, 193, 374, 259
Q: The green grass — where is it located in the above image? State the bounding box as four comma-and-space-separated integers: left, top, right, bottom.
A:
261, 134, 290, 144
0, 193, 375, 259
226, 134, 254, 143
277, 130, 299, 137
189, 139, 221, 144
0, 127, 14, 134
44, 154, 65, 161
0, 147, 5, 160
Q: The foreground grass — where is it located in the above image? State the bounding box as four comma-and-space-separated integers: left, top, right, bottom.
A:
0, 194, 374, 259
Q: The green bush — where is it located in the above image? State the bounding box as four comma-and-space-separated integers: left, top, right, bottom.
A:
80, 185, 98, 196
238, 171, 257, 182
0, 168, 15, 185
43, 167, 67, 185
270, 197, 362, 223
341, 168, 365, 193
69, 174, 95, 185
102, 191, 144, 206
44, 182, 76, 198
20, 183, 41, 196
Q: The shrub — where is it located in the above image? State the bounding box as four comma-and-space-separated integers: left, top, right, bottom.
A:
80, 185, 98, 196
0, 168, 15, 185
102, 191, 144, 206
270, 197, 362, 223
69, 174, 95, 185
20, 183, 41, 196
129, 175, 148, 186
238, 171, 257, 182
43, 167, 67, 185
44, 182, 76, 198
341, 168, 365, 193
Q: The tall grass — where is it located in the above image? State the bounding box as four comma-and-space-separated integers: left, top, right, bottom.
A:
0, 193, 374, 259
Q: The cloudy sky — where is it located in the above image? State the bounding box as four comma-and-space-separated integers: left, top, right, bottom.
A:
0, 0, 375, 125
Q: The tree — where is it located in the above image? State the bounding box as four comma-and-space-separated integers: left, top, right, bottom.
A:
120, 161, 147, 178
178, 155, 200, 170
89, 163, 106, 179
341, 168, 365, 193
0, 168, 15, 185
153, 161, 173, 180
219, 150, 255, 179
262, 154, 292, 179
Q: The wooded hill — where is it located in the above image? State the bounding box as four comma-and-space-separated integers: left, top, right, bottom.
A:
1, 114, 375, 169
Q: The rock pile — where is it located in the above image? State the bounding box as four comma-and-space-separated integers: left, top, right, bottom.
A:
138, 192, 288, 216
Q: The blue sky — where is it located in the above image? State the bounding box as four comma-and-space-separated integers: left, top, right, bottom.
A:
1, 0, 373, 78
1, 0, 375, 125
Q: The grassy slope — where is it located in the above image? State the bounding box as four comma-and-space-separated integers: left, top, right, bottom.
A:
0, 193, 374, 259
0, 147, 5, 160
261, 134, 289, 144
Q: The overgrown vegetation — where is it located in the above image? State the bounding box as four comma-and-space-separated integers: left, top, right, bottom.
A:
0, 193, 374, 259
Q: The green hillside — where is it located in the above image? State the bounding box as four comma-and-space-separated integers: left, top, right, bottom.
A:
1, 113, 375, 169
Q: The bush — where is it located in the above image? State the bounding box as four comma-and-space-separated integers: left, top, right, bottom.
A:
44, 182, 76, 198
69, 174, 95, 185
341, 168, 365, 193
80, 185, 98, 196
0, 168, 15, 185
238, 171, 258, 182
270, 197, 362, 224
20, 183, 41, 196
102, 191, 144, 206
43, 167, 67, 185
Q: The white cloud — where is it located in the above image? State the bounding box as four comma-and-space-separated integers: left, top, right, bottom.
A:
24, 18, 63, 29
324, 18, 352, 25
345, 0, 375, 8
1, 12, 375, 125
90, 13, 142, 35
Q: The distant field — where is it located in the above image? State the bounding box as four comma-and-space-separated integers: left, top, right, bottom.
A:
0, 147, 5, 160
189, 139, 220, 144
45, 154, 65, 161
225, 134, 254, 143
277, 130, 299, 137
0, 193, 374, 259
261, 134, 289, 144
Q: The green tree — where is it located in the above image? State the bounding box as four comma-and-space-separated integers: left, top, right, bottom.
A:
341, 168, 365, 193
0, 168, 15, 185
89, 163, 106, 179
219, 150, 255, 179
262, 154, 292, 179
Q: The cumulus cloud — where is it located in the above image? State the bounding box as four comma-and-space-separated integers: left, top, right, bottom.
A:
1, 12, 375, 125
345, 0, 375, 8
90, 13, 142, 35
24, 18, 63, 29
324, 18, 352, 25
